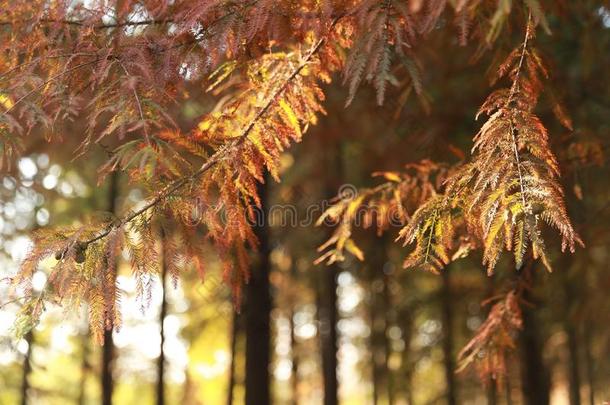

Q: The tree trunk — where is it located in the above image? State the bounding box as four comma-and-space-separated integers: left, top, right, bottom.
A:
561, 261, 581, 405
368, 237, 391, 405
485, 273, 497, 405
440, 268, 457, 405
566, 324, 581, 405
383, 272, 394, 405
518, 264, 550, 405
245, 180, 272, 405
505, 376, 513, 405
486, 382, 497, 405
370, 297, 380, 405
20, 330, 33, 405
519, 307, 550, 405
398, 305, 414, 405
227, 311, 239, 405
318, 264, 339, 405
156, 233, 169, 405
289, 300, 299, 405
101, 325, 114, 405
582, 325, 595, 405
102, 171, 119, 405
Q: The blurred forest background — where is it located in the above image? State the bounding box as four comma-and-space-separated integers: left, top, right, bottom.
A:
1, 1, 610, 405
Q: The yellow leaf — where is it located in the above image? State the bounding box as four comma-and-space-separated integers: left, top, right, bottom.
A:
0, 93, 14, 110
279, 99, 301, 137
373, 171, 402, 182
345, 239, 365, 261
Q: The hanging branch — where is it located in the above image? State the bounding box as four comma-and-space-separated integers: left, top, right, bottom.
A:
79, 19, 339, 250
9, 17, 341, 340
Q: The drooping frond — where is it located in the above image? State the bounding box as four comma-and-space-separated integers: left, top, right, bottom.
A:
449, 18, 583, 274
0, 0, 339, 162
316, 159, 475, 269
11, 218, 124, 343
397, 194, 460, 274
10, 20, 340, 337
340, 0, 523, 105
456, 289, 523, 384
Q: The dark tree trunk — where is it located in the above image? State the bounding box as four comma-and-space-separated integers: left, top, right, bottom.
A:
318, 264, 339, 405
369, 289, 380, 405
289, 301, 299, 405
101, 220, 118, 403
505, 377, 513, 405
519, 308, 550, 405
20, 330, 33, 405
485, 273, 497, 405
227, 311, 239, 405
101, 327, 114, 405
561, 261, 581, 405
156, 234, 169, 405
102, 171, 119, 405
245, 180, 272, 405
486, 382, 497, 405
368, 238, 391, 405
398, 305, 414, 405
583, 325, 595, 405
518, 265, 550, 405
383, 273, 395, 405
440, 269, 457, 405
566, 324, 581, 405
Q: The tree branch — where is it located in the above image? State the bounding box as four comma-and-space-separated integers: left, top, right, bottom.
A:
78, 18, 340, 249
506, 13, 533, 212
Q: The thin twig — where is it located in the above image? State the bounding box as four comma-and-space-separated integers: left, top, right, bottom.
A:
2, 59, 101, 116
0, 18, 174, 29
506, 13, 533, 211
118, 61, 151, 146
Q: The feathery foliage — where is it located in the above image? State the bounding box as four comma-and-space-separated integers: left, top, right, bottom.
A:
449, 18, 583, 274
316, 160, 475, 272
0, 0, 592, 385
8, 20, 339, 341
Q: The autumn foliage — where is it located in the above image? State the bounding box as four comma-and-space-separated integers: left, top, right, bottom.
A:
0, 0, 595, 385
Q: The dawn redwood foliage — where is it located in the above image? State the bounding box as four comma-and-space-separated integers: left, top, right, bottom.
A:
0, 0, 587, 383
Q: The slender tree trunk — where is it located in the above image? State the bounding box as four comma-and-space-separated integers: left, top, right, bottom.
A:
318, 149, 341, 405
519, 307, 550, 405
368, 238, 390, 405
290, 303, 299, 405
399, 305, 414, 405
227, 311, 239, 405
560, 261, 581, 405
505, 377, 513, 405
369, 290, 380, 405
518, 264, 550, 405
101, 328, 114, 405
20, 330, 33, 405
485, 273, 497, 405
156, 233, 169, 405
566, 324, 581, 405
318, 264, 339, 405
370, 301, 380, 405
486, 382, 497, 405
102, 171, 119, 405
382, 272, 394, 405
245, 180, 272, 405
582, 325, 595, 405
440, 268, 457, 405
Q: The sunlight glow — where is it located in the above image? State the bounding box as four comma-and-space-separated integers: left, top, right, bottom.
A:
18, 157, 37, 179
